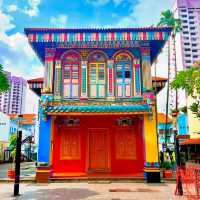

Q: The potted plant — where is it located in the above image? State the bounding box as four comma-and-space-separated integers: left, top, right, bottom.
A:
7, 133, 17, 179
162, 161, 173, 178
170, 108, 179, 117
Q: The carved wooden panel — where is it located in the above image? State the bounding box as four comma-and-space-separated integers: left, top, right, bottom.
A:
89, 129, 109, 171
115, 128, 136, 160
60, 128, 80, 160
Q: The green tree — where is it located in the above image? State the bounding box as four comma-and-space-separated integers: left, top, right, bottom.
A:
157, 10, 182, 141
171, 63, 200, 118
0, 64, 10, 92
9, 133, 17, 158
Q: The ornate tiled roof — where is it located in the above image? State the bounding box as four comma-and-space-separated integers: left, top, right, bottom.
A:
24, 26, 172, 64
45, 104, 151, 113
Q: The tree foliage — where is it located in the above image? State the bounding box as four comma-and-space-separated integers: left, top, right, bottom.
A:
0, 64, 10, 92
9, 133, 17, 158
171, 63, 200, 118
157, 9, 182, 36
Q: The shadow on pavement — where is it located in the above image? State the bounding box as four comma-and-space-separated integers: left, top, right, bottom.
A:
14, 188, 99, 200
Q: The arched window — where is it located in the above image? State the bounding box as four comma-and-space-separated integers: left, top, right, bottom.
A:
115, 53, 132, 98
62, 51, 81, 98
88, 52, 107, 98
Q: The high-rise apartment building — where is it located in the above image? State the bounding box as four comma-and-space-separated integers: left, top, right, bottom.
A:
0, 72, 27, 114
173, 0, 200, 135
174, 0, 200, 69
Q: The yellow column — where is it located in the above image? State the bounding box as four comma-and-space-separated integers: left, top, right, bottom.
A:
49, 117, 55, 166
143, 108, 159, 163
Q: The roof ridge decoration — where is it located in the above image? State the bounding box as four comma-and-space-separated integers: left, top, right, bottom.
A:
25, 28, 171, 43
24, 26, 172, 32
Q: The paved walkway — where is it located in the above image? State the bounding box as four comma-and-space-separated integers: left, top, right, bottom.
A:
1, 182, 185, 200
0, 162, 35, 179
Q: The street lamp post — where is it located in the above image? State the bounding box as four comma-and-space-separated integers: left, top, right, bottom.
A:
172, 112, 183, 196
14, 114, 23, 196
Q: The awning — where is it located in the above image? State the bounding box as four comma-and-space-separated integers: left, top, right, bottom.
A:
46, 104, 151, 114
180, 138, 200, 145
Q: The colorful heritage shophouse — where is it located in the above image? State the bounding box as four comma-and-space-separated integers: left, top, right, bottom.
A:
25, 27, 171, 182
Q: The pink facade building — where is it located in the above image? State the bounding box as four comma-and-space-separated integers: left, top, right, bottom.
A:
0, 72, 27, 114
174, 0, 200, 69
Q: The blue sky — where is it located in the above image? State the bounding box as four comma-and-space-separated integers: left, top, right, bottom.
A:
0, 0, 175, 113
0, 0, 174, 79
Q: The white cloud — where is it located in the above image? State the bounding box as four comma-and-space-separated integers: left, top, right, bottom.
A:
7, 4, 18, 12
0, 9, 42, 114
0, 9, 43, 79
50, 14, 68, 27
24, 0, 41, 17
117, 0, 174, 27
0, 31, 43, 79
0, 11, 15, 32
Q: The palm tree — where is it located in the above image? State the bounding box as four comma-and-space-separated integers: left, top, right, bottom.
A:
157, 10, 181, 144
0, 64, 10, 92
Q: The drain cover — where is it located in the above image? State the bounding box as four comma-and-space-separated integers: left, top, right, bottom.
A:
109, 188, 131, 192
137, 188, 159, 192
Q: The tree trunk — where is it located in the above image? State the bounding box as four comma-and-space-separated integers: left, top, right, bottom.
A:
173, 34, 178, 112
154, 61, 160, 161
165, 40, 170, 145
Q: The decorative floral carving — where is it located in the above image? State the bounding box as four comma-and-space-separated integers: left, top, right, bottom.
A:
117, 117, 133, 126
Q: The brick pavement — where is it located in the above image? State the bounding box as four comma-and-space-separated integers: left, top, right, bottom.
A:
0, 182, 186, 200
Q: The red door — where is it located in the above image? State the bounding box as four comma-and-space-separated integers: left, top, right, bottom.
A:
88, 129, 110, 172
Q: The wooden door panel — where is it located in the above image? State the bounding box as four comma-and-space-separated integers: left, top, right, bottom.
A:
60, 128, 80, 160
115, 128, 136, 160
89, 129, 109, 171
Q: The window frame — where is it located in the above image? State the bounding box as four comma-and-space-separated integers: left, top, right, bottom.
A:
114, 53, 133, 98
88, 62, 106, 98
62, 53, 81, 98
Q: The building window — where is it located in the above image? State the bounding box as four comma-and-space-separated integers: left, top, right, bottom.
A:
183, 31, 189, 34
185, 60, 191, 63
185, 54, 191, 57
184, 43, 190, 45
192, 44, 197, 47
184, 48, 191, 51
62, 51, 81, 98
181, 9, 187, 12
189, 16, 194, 19
88, 52, 107, 98
191, 38, 197, 41
183, 37, 189, 40
193, 55, 198, 58
181, 15, 187, 18
192, 49, 198, 52
115, 53, 132, 98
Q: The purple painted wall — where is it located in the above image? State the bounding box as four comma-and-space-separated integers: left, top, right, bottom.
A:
177, 0, 200, 8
